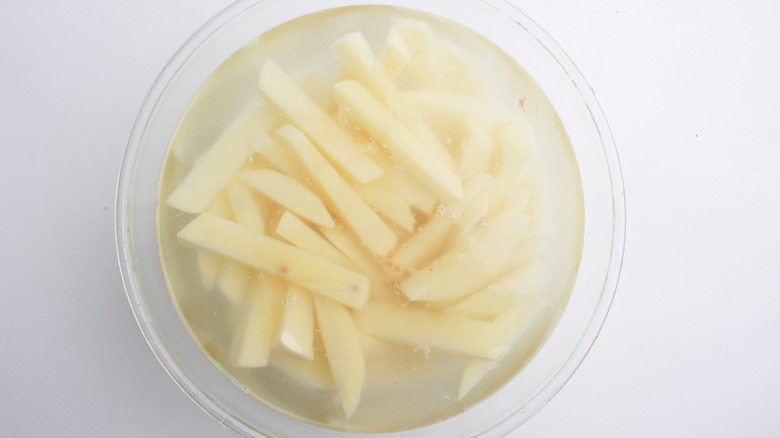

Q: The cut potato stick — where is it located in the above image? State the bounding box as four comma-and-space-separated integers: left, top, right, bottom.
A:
167, 102, 269, 213
216, 262, 253, 305
355, 301, 511, 360
238, 169, 334, 228
269, 350, 333, 390
354, 183, 416, 232
229, 276, 285, 367
332, 32, 454, 168
197, 250, 221, 290
459, 124, 495, 179
333, 80, 462, 204
314, 296, 365, 419
224, 178, 265, 233
178, 213, 370, 309
276, 125, 397, 256
258, 61, 382, 183
401, 213, 531, 302
275, 211, 356, 269
251, 132, 301, 176
375, 168, 439, 215
459, 298, 547, 399
494, 121, 536, 177
390, 18, 443, 89
277, 285, 315, 361
318, 225, 390, 287
377, 26, 411, 79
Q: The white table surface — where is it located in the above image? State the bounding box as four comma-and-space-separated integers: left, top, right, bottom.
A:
1, 1, 778, 436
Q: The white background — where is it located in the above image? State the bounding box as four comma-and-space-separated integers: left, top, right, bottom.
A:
1, 0, 778, 437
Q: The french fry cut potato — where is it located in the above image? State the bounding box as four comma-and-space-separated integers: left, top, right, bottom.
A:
401, 213, 531, 302
215, 261, 253, 305
269, 350, 333, 390
238, 169, 334, 228
494, 121, 536, 177
458, 298, 546, 399
333, 80, 462, 204
258, 61, 382, 184
275, 124, 398, 256
275, 211, 355, 269
354, 183, 416, 232
251, 132, 301, 176
314, 296, 365, 419
332, 32, 454, 168
197, 250, 220, 290
355, 301, 511, 360
375, 168, 439, 216
224, 178, 266, 233
459, 124, 495, 179
178, 213, 369, 309
276, 285, 315, 361
229, 276, 285, 368
377, 26, 411, 79
167, 102, 269, 213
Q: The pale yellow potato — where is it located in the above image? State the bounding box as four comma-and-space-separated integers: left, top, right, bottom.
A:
389, 18, 443, 89
333, 80, 462, 205
332, 32, 454, 168
167, 102, 270, 213
354, 301, 511, 360
178, 213, 370, 309
401, 213, 531, 302
238, 169, 335, 228
494, 121, 536, 177
215, 262, 253, 305
258, 61, 382, 184
251, 132, 301, 176
275, 125, 398, 256
229, 276, 285, 368
375, 168, 439, 216
318, 225, 389, 288
377, 26, 411, 79
459, 298, 547, 399
354, 183, 416, 232
268, 350, 333, 390
275, 211, 356, 270
276, 285, 315, 361
224, 178, 265, 233
314, 296, 365, 419
197, 190, 233, 289
459, 124, 495, 179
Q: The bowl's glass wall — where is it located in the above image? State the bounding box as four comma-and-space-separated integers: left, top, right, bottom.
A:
116, 0, 624, 436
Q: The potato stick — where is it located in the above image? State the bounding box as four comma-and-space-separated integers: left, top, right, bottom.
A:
333, 80, 462, 204
445, 262, 539, 320
167, 101, 269, 213
229, 276, 285, 368
354, 301, 511, 360
377, 26, 411, 79
314, 296, 365, 419
275, 211, 356, 269
197, 190, 232, 289
238, 169, 334, 228
251, 132, 301, 176
401, 213, 530, 301
269, 350, 333, 390
332, 32, 454, 168
375, 168, 439, 216
276, 285, 315, 361
459, 124, 495, 179
494, 121, 536, 177
354, 183, 416, 232
216, 262, 253, 305
224, 178, 265, 233
276, 125, 398, 256
178, 213, 370, 309
258, 61, 382, 183
390, 18, 443, 89
389, 17, 437, 54
459, 298, 547, 399
318, 225, 390, 287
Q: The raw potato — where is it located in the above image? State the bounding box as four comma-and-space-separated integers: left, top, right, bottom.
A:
258, 61, 383, 184
355, 300, 512, 360
354, 183, 416, 232
275, 211, 356, 270
225, 178, 266, 233
268, 350, 333, 390
178, 213, 370, 309
333, 79, 463, 204
275, 124, 398, 256
215, 262, 253, 305
459, 298, 548, 399
375, 168, 439, 215
229, 276, 285, 367
377, 26, 411, 79
314, 296, 365, 419
167, 102, 271, 213
276, 285, 315, 361
238, 169, 334, 228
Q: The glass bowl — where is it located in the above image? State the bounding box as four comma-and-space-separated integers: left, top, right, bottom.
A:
115, 0, 625, 436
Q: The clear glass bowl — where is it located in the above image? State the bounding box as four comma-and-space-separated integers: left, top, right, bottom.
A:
115, 0, 625, 436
